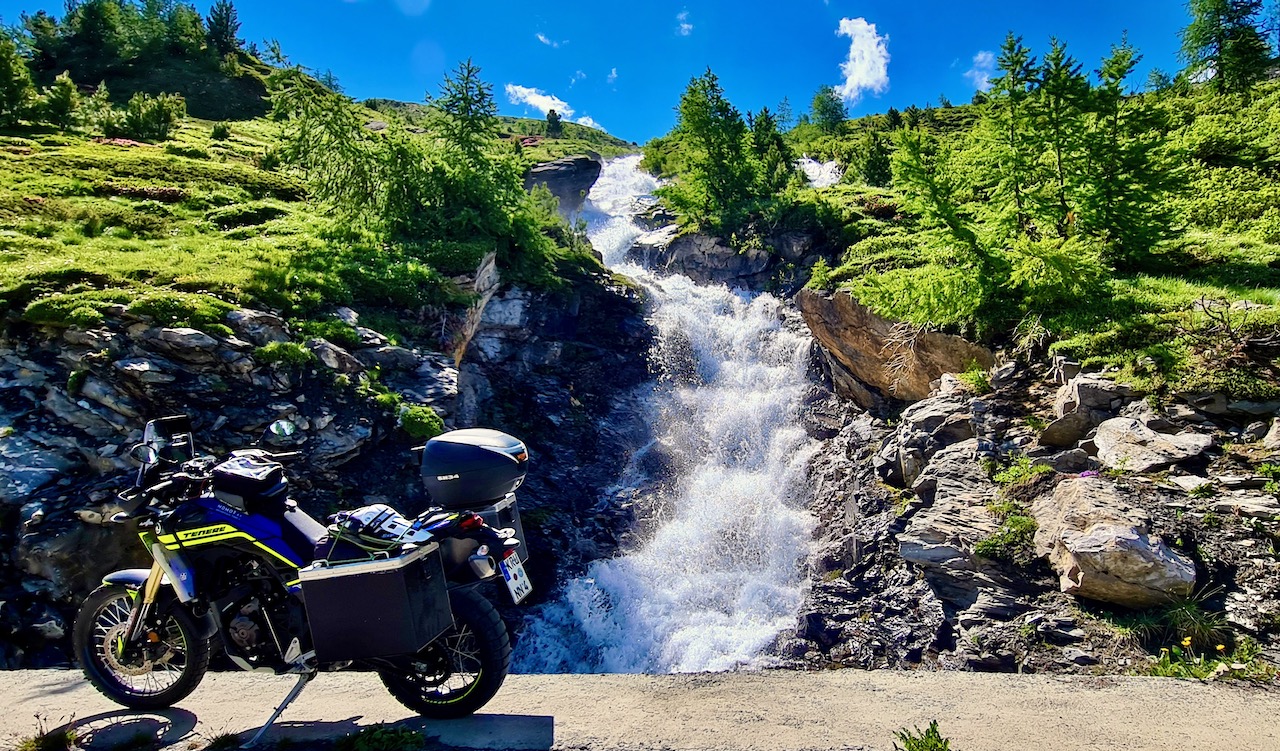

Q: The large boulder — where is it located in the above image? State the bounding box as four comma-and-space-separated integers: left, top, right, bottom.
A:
1032, 478, 1195, 608
796, 289, 994, 408
1093, 417, 1213, 472
524, 154, 603, 216
1053, 373, 1139, 418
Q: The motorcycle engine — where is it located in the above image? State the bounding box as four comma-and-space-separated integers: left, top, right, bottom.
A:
228, 599, 266, 655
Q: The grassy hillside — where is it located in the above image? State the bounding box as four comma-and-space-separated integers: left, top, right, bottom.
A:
365, 98, 637, 163
645, 68, 1280, 401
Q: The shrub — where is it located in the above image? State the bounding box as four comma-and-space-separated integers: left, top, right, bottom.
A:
163, 143, 209, 159
893, 720, 951, 751
206, 202, 287, 230
211, 121, 232, 140
399, 404, 444, 439
293, 318, 361, 349
806, 257, 833, 290
255, 341, 315, 367
992, 456, 1052, 485
974, 513, 1039, 564
100, 93, 187, 142
956, 360, 991, 394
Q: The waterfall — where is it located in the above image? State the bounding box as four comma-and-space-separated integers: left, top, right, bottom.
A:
797, 157, 842, 188
514, 156, 817, 674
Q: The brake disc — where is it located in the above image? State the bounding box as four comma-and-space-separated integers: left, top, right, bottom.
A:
101, 623, 174, 677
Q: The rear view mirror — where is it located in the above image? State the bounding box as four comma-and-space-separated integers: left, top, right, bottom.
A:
130, 444, 159, 464
269, 420, 298, 437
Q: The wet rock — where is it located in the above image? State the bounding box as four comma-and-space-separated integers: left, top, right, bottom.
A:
524, 154, 603, 216
1094, 418, 1213, 472
0, 431, 81, 505
112, 357, 176, 384
355, 345, 421, 372
627, 224, 680, 262
649, 233, 774, 288
306, 339, 363, 374
1032, 477, 1196, 608
227, 309, 290, 346
796, 289, 994, 407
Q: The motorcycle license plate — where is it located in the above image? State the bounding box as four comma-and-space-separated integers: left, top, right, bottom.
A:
500, 555, 533, 604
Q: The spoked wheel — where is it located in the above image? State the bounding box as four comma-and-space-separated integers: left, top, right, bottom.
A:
378, 588, 511, 719
74, 585, 210, 709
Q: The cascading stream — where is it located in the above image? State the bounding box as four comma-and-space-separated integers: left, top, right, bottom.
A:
514, 156, 816, 674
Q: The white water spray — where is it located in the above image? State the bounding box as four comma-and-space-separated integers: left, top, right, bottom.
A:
798, 157, 842, 188
515, 156, 816, 673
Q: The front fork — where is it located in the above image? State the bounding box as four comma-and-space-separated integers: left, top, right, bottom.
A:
120, 559, 166, 648
121, 528, 195, 648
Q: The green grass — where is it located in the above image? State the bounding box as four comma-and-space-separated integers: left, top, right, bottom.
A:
893, 720, 951, 751
333, 724, 425, 751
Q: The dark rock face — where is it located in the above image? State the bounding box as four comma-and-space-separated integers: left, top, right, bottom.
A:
454, 275, 654, 591
524, 155, 604, 216
626, 229, 833, 292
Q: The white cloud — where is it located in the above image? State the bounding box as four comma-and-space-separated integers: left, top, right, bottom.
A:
393, 0, 431, 15
576, 115, 603, 130
570, 70, 587, 87
607, 67, 618, 84
505, 84, 575, 118
834, 17, 890, 104
535, 32, 565, 49
677, 10, 693, 36
965, 50, 996, 92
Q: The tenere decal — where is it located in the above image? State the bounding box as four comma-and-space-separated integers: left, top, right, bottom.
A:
177, 524, 234, 541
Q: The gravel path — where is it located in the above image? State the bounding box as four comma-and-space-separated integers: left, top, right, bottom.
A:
1, 669, 1276, 750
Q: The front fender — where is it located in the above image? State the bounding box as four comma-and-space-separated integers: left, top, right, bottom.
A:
102, 569, 154, 589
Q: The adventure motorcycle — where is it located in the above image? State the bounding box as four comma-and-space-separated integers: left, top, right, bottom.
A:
72, 415, 533, 746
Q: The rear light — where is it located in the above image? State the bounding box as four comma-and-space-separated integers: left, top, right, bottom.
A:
502, 545, 519, 560
459, 513, 484, 531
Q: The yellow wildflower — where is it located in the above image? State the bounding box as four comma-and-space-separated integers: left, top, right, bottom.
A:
1181, 637, 1192, 648
1216, 644, 1226, 652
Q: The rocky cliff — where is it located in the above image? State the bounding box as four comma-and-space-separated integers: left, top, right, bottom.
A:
524, 155, 604, 216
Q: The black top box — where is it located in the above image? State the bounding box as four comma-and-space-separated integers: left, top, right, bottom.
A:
421, 429, 528, 508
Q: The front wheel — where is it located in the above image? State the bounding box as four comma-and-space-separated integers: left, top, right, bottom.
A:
378, 588, 512, 719
73, 585, 210, 710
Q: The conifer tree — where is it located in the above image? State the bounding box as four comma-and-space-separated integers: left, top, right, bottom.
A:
747, 107, 795, 194
1079, 41, 1178, 268
43, 70, 81, 129
885, 106, 902, 129
431, 58, 498, 165
1033, 39, 1089, 238
987, 33, 1040, 239
0, 32, 35, 127
861, 131, 892, 187
206, 0, 241, 56
663, 69, 752, 231
545, 108, 563, 137
1181, 0, 1272, 94
810, 85, 846, 133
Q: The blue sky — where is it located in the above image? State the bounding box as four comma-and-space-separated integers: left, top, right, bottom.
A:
2, 1, 1191, 143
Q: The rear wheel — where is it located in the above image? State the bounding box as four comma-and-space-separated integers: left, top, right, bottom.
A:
74, 585, 210, 710
378, 588, 511, 719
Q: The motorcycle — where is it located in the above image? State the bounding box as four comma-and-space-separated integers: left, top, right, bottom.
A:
72, 415, 534, 746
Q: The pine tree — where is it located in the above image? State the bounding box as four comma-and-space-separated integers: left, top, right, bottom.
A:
664, 69, 752, 231
0, 32, 36, 127
545, 108, 563, 137
885, 106, 902, 129
43, 70, 81, 129
1181, 0, 1272, 94
747, 106, 795, 194
810, 85, 847, 133
775, 96, 793, 130
986, 32, 1040, 239
206, 0, 241, 57
861, 131, 892, 187
430, 58, 498, 164
1079, 41, 1179, 269
1032, 39, 1090, 238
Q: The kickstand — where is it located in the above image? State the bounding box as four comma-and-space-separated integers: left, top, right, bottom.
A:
240, 672, 315, 749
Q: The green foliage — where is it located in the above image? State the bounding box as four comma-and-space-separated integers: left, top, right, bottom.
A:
545, 108, 563, 138
0, 32, 36, 127
211, 121, 231, 140
203, 732, 242, 751
1147, 638, 1276, 681
399, 404, 444, 439
41, 71, 81, 130
860, 130, 892, 187
100, 91, 185, 142
14, 715, 76, 751
254, 341, 314, 367
429, 58, 498, 164
334, 725, 425, 751
992, 456, 1053, 485
893, 720, 951, 751
956, 360, 992, 394
810, 85, 847, 134
205, 1, 242, 57
294, 318, 361, 348
806, 257, 833, 290
1181, 0, 1272, 95
974, 512, 1039, 564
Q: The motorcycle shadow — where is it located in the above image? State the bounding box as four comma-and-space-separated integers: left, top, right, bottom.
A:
263, 713, 557, 750
51, 708, 197, 749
